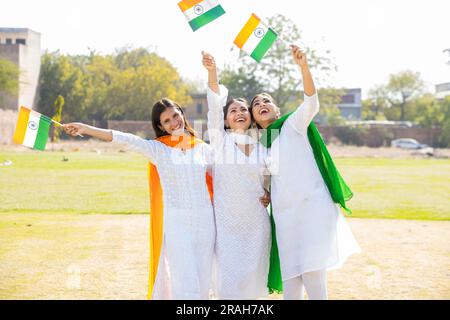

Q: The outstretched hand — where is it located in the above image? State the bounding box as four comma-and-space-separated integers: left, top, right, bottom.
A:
290, 44, 308, 68
202, 51, 216, 71
62, 123, 87, 137
259, 190, 271, 208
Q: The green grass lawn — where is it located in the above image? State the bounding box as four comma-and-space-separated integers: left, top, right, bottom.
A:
1, 150, 449, 220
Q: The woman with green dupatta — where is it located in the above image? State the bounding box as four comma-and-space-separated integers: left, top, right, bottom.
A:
250, 45, 361, 300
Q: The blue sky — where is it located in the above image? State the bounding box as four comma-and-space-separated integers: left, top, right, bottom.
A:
1, 0, 449, 97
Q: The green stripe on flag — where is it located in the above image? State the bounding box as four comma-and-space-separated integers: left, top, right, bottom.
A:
251, 28, 278, 62
34, 116, 51, 151
189, 5, 225, 31
40, 113, 53, 123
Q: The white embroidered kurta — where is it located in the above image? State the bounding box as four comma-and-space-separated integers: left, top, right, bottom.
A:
267, 94, 361, 281
207, 85, 271, 299
112, 130, 215, 300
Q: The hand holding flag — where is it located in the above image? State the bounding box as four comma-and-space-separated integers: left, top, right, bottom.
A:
62, 123, 88, 137
13, 106, 84, 151
201, 50, 216, 71
290, 44, 308, 68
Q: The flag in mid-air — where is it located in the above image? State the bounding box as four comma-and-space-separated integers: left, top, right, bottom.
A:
13, 106, 52, 151
178, 0, 225, 32
234, 13, 278, 62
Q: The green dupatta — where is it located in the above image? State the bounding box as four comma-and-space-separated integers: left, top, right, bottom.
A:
262, 112, 354, 294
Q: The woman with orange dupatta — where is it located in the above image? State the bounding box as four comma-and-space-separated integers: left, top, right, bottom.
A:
63, 98, 215, 300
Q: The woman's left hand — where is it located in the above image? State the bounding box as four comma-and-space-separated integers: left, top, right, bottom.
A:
260, 190, 271, 208
290, 44, 308, 68
202, 51, 216, 71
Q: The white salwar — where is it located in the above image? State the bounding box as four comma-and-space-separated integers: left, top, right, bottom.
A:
112, 130, 215, 300
207, 85, 271, 299
267, 93, 361, 282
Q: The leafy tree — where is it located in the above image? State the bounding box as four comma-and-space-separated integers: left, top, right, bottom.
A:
437, 96, 450, 147
316, 87, 345, 125
220, 65, 265, 103
37, 51, 86, 121
37, 48, 192, 123
412, 95, 450, 147
362, 85, 389, 120
0, 58, 19, 106
383, 70, 425, 121
107, 49, 192, 121
51, 95, 64, 142
412, 94, 443, 128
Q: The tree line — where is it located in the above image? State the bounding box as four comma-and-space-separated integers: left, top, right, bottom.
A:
36, 47, 192, 124
1, 14, 448, 146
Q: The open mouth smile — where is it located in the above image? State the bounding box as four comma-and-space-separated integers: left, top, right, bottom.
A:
259, 107, 269, 115
172, 123, 183, 131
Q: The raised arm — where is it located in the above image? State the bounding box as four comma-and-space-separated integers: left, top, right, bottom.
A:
63, 123, 164, 163
288, 45, 320, 134
202, 51, 220, 95
202, 51, 228, 148
63, 123, 113, 141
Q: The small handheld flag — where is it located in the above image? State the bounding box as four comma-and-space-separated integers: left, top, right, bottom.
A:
13, 106, 52, 151
178, 0, 225, 32
234, 13, 278, 63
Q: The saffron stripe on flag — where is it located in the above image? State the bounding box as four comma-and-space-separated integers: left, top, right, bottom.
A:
178, 0, 204, 12
13, 106, 30, 145
188, 5, 225, 31
34, 115, 51, 150
250, 28, 278, 62
234, 14, 260, 49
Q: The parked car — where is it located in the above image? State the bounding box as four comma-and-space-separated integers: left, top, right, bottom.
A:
391, 138, 429, 150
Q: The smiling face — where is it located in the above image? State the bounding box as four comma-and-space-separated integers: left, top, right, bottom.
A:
158, 106, 186, 136
224, 99, 252, 132
250, 93, 281, 129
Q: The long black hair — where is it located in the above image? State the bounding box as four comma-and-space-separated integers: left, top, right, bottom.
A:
151, 98, 196, 138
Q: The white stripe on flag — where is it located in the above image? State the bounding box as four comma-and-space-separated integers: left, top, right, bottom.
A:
183, 0, 218, 21
22, 113, 40, 148
241, 21, 268, 55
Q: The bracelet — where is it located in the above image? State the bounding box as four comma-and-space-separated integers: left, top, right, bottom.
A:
208, 82, 219, 85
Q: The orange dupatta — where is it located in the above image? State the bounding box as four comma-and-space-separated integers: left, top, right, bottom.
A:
147, 135, 213, 299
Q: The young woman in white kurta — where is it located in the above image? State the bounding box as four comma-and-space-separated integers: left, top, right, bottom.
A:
250, 45, 360, 300
202, 52, 271, 299
63, 100, 215, 300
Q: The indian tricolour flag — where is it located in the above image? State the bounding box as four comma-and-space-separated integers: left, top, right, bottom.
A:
234, 14, 278, 63
13, 106, 52, 151
178, 0, 225, 32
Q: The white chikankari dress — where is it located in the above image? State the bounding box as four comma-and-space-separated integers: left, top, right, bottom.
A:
207, 85, 271, 299
112, 130, 215, 299
267, 93, 361, 281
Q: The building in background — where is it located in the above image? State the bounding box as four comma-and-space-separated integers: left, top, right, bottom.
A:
435, 82, 450, 100
337, 88, 362, 120
0, 28, 41, 110
183, 93, 208, 123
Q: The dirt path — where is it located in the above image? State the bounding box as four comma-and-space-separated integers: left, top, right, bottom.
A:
0, 214, 448, 299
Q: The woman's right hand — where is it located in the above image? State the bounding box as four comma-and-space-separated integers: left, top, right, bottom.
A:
202, 51, 216, 72
63, 122, 88, 137
259, 190, 271, 208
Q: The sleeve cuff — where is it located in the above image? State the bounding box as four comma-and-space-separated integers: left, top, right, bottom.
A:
207, 84, 229, 108
111, 130, 124, 143
304, 92, 318, 102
